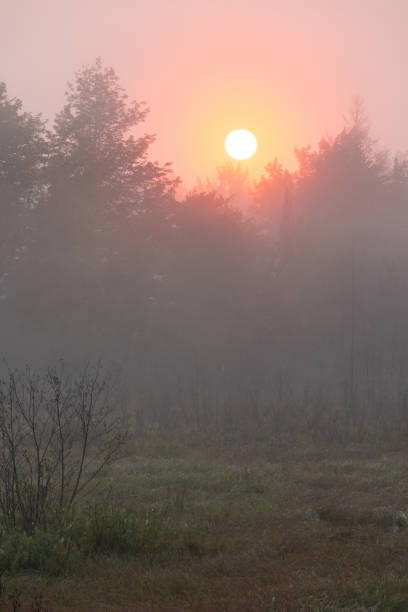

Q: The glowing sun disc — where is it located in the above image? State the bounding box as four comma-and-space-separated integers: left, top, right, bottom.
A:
225, 129, 257, 160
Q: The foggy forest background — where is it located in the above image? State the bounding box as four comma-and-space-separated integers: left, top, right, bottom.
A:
2, 59, 408, 441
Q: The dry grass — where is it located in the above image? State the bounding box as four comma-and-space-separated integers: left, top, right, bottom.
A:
1, 435, 408, 611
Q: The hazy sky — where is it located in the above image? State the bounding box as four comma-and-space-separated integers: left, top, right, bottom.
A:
2, 0, 407, 186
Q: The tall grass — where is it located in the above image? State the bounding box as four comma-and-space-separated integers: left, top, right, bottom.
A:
0, 503, 175, 577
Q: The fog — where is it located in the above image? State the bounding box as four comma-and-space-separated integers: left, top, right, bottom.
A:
4, 6, 408, 610
2, 0, 408, 439
1, 54, 408, 441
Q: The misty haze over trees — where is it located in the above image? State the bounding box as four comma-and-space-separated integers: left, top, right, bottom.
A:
2, 59, 408, 440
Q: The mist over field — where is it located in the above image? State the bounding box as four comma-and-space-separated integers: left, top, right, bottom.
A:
2, 2, 408, 610
2, 64, 408, 439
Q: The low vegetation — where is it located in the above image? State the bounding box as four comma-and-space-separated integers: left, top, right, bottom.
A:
0, 429, 408, 611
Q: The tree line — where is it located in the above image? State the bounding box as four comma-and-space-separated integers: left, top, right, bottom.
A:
1, 60, 408, 436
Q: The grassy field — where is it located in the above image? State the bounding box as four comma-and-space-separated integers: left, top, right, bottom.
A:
2, 435, 408, 611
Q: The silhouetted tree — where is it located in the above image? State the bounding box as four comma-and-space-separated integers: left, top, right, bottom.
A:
197, 162, 253, 212
19, 60, 178, 360
0, 83, 47, 297
47, 58, 177, 239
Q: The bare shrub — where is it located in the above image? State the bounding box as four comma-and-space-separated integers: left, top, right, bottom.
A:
0, 362, 127, 534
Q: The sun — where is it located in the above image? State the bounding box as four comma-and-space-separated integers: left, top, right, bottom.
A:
225, 129, 258, 160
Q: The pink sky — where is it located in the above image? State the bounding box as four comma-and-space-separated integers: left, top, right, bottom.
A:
2, 0, 407, 187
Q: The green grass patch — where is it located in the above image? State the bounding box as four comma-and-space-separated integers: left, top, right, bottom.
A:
1, 437, 408, 610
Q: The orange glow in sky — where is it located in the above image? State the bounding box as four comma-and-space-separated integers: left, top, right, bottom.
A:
142, 68, 299, 187
2, 1, 408, 188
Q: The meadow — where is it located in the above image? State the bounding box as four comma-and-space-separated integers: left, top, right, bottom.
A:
1, 433, 408, 612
